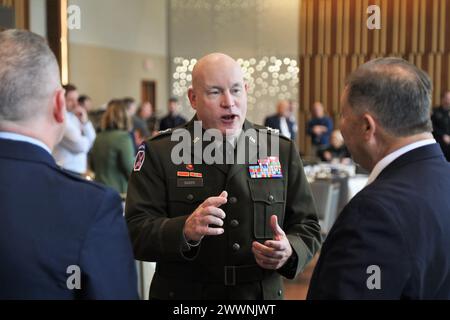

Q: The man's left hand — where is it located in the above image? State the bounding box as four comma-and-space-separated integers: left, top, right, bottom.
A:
252, 215, 293, 270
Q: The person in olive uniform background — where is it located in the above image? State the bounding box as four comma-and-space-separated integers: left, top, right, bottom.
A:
125, 53, 321, 300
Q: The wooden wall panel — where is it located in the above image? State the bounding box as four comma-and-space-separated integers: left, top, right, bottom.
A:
298, 0, 450, 155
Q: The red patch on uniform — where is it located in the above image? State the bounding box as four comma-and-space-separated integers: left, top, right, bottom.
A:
190, 172, 203, 178
186, 164, 194, 171
177, 171, 190, 177
133, 150, 145, 172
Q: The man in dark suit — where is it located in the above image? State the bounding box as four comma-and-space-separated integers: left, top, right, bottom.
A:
126, 53, 321, 300
307, 57, 450, 299
0, 29, 138, 299
264, 100, 297, 142
159, 97, 187, 131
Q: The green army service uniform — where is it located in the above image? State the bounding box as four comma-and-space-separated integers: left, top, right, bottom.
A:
125, 118, 321, 300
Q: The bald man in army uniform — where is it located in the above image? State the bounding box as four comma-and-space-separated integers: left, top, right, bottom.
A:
125, 53, 321, 300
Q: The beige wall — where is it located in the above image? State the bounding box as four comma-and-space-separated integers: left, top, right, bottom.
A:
29, 0, 46, 37
69, 0, 167, 56
69, 43, 168, 116
68, 0, 168, 114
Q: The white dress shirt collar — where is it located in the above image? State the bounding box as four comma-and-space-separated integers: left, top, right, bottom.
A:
279, 117, 291, 139
367, 139, 436, 185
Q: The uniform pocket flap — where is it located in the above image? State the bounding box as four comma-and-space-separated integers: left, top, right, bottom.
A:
248, 179, 285, 204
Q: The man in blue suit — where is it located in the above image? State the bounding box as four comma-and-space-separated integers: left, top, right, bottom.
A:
0, 30, 138, 299
307, 57, 450, 299
264, 100, 297, 142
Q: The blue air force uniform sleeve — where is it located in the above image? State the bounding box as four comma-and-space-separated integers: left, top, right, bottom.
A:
79, 189, 139, 299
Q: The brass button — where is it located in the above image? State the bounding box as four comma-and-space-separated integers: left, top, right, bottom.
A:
186, 194, 194, 201
232, 243, 240, 252
268, 195, 274, 202
229, 197, 237, 204
230, 219, 239, 228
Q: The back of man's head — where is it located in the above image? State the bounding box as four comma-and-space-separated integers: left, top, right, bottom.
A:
346, 57, 432, 137
0, 29, 60, 124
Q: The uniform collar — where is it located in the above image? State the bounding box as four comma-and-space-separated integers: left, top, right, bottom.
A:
0, 132, 52, 155
0, 136, 57, 168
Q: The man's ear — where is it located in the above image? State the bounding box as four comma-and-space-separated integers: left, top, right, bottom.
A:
244, 82, 249, 93
362, 113, 376, 140
53, 89, 66, 124
188, 87, 197, 110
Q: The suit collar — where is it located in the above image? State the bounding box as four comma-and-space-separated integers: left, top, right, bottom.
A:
377, 143, 445, 180
0, 138, 57, 168
367, 139, 436, 185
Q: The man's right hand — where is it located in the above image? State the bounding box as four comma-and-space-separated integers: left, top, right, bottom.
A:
183, 191, 228, 242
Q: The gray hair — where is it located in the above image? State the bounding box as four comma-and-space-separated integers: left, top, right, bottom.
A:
0, 29, 60, 122
345, 57, 432, 137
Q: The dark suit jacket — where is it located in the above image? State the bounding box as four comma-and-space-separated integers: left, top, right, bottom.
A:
0, 138, 138, 299
308, 144, 450, 299
264, 115, 297, 141
126, 118, 321, 300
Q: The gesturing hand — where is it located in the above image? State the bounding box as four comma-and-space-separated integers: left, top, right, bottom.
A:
252, 215, 293, 270
74, 106, 88, 124
183, 191, 228, 242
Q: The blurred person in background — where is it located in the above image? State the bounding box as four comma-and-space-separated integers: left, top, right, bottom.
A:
90, 100, 135, 195
159, 97, 186, 131
431, 91, 450, 161
307, 102, 333, 157
144, 101, 159, 136
123, 97, 140, 152
318, 130, 350, 163
79, 94, 103, 132
53, 84, 96, 176
78, 95, 93, 112
132, 102, 151, 139
264, 100, 297, 142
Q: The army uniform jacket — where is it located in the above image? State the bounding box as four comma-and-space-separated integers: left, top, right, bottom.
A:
125, 118, 321, 300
